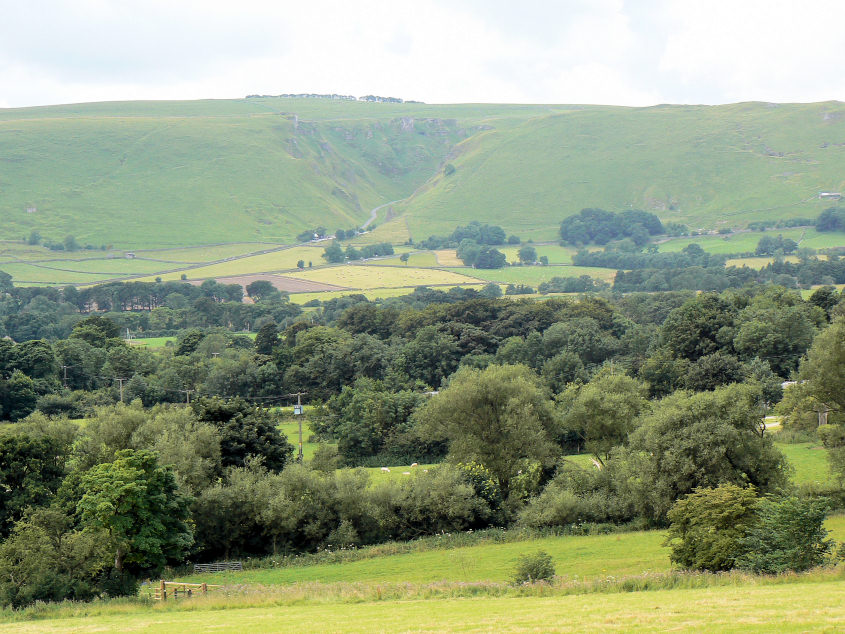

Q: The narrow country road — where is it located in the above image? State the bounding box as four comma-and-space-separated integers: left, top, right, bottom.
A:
363, 199, 403, 229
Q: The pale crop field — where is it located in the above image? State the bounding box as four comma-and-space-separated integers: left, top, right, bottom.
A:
347, 218, 411, 245
368, 252, 439, 267
287, 284, 490, 304
133, 246, 327, 282
434, 250, 464, 266
446, 265, 616, 285
279, 265, 482, 289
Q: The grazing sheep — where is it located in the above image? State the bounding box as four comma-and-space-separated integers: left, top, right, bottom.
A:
380, 467, 390, 472
402, 472, 411, 475
410, 463, 418, 467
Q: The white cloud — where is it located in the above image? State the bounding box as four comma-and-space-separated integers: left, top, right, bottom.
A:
0, 0, 844, 107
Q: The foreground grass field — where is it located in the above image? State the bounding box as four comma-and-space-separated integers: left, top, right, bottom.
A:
7, 573, 845, 632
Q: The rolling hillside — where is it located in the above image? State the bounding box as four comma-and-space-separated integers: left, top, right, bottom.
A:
1, 98, 844, 249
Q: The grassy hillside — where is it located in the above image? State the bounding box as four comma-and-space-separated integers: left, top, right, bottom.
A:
400, 101, 845, 240
3, 98, 845, 252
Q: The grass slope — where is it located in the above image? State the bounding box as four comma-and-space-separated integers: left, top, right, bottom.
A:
4, 99, 845, 252
400, 101, 845, 240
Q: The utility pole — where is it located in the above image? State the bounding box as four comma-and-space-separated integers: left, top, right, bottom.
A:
286, 391, 307, 463
61, 365, 69, 389
114, 377, 127, 403
180, 389, 195, 405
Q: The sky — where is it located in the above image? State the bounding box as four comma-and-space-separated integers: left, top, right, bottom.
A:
2, 0, 845, 108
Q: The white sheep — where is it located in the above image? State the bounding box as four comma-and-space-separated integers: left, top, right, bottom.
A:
380, 467, 390, 472
402, 471, 411, 475
410, 463, 418, 467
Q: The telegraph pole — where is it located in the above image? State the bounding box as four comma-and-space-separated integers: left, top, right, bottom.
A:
61, 365, 69, 389
115, 377, 127, 403
286, 391, 307, 463
180, 389, 195, 405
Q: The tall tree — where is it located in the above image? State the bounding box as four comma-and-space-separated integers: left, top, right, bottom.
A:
77, 449, 192, 573
416, 364, 559, 497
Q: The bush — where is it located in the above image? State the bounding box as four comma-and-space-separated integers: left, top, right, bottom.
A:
512, 550, 555, 584
665, 484, 759, 572
737, 495, 834, 574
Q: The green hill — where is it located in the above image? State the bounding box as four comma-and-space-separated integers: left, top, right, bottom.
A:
1, 98, 844, 249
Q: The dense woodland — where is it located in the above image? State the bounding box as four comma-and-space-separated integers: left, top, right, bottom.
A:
0, 258, 844, 607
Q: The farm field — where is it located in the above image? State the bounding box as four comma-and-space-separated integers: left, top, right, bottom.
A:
369, 252, 439, 267
286, 286, 492, 304
279, 265, 483, 290
657, 229, 804, 255
131, 243, 287, 263
182, 529, 671, 586
776, 441, 832, 485
498, 244, 576, 265
7, 579, 845, 633
133, 246, 327, 282
445, 265, 616, 285
726, 255, 801, 268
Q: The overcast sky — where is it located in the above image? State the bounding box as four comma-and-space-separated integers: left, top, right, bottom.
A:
2, 0, 845, 108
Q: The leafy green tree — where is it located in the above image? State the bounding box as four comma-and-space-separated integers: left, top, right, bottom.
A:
474, 246, 507, 269
665, 484, 759, 572
246, 280, 280, 302
629, 383, 788, 522
456, 239, 481, 266
798, 316, 845, 414
77, 449, 193, 573
175, 329, 206, 356
416, 364, 559, 498
661, 293, 736, 361
322, 240, 345, 263
0, 434, 66, 537
0, 507, 110, 608
192, 396, 293, 471
518, 245, 537, 264
558, 370, 648, 463
399, 252, 410, 264
1, 370, 38, 421
399, 325, 460, 388
254, 321, 279, 356
738, 496, 833, 574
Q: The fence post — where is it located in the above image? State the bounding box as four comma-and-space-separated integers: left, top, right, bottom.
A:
160, 579, 166, 601
202, 582, 208, 595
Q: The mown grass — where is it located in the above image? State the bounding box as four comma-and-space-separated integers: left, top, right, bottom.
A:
369, 252, 439, 267
7, 567, 845, 632
133, 246, 328, 282
776, 441, 832, 486
179, 529, 670, 587
446, 265, 616, 285
279, 265, 482, 289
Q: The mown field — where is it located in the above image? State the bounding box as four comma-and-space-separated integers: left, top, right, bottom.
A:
445, 265, 617, 285
5, 580, 845, 633
279, 265, 483, 290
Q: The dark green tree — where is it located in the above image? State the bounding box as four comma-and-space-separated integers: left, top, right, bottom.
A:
77, 449, 193, 573
0, 434, 66, 537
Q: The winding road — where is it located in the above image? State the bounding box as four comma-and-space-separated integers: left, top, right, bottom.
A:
363, 199, 403, 229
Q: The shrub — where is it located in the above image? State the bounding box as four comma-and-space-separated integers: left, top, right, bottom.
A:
665, 484, 759, 572
737, 495, 834, 574
512, 550, 555, 584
